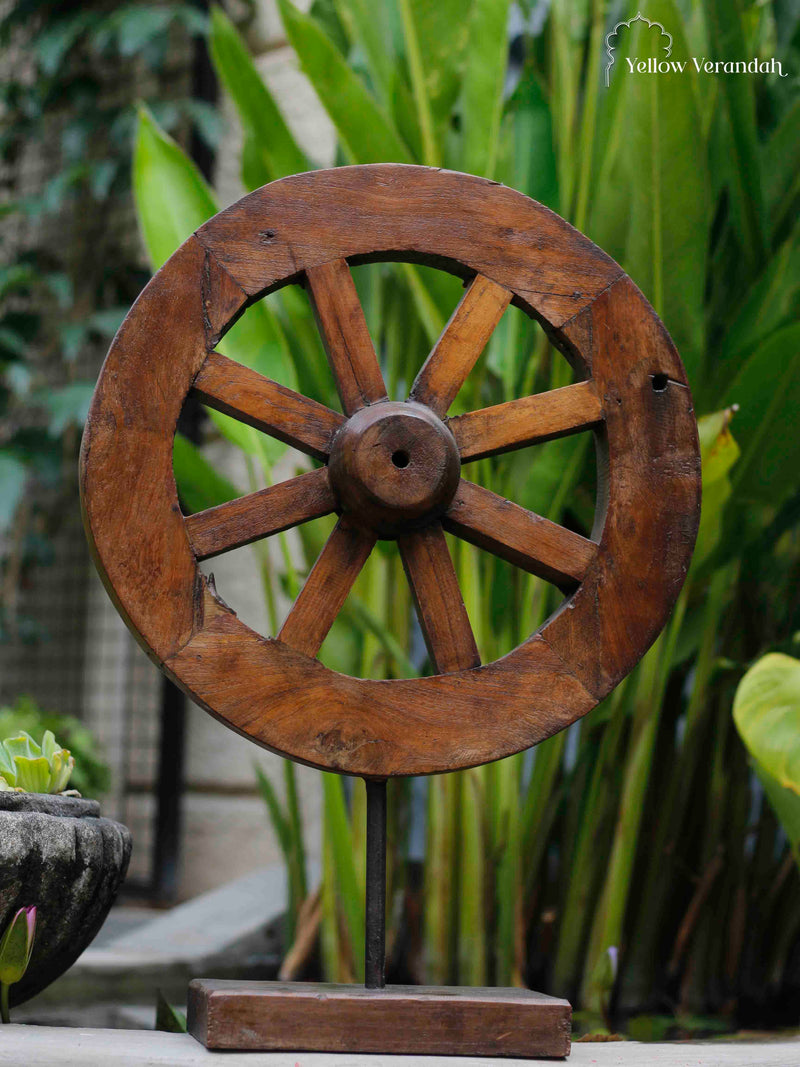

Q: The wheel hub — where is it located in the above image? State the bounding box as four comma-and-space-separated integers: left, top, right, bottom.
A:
328, 401, 460, 537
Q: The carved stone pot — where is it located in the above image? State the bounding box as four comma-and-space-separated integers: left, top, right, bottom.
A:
0, 792, 131, 1006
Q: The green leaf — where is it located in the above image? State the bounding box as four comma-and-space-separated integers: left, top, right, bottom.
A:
155, 989, 188, 1033
134, 107, 297, 457
0, 907, 35, 987
499, 66, 558, 210
277, 0, 413, 165
133, 106, 216, 271
734, 653, 800, 856
621, 0, 708, 388
722, 323, 800, 508
172, 434, 239, 515
0, 453, 27, 534
322, 772, 364, 978
333, 0, 400, 107
702, 0, 766, 266
459, 0, 510, 178
712, 222, 800, 395
763, 98, 800, 237
691, 408, 739, 573
255, 764, 292, 859
209, 6, 308, 186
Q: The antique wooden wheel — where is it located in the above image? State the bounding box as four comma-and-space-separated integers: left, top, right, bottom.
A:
80, 164, 701, 780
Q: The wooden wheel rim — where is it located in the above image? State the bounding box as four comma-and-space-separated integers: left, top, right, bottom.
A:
80, 165, 700, 778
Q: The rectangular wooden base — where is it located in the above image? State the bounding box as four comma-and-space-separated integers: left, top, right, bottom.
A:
187, 979, 571, 1058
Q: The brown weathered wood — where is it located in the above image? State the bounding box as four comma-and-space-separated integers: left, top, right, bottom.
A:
192, 351, 343, 460
410, 274, 512, 416
305, 258, 386, 415
450, 379, 604, 462
328, 400, 460, 537
444, 479, 596, 589
187, 980, 571, 1057
185, 467, 336, 562
277, 518, 375, 658
398, 523, 480, 674
81, 164, 701, 779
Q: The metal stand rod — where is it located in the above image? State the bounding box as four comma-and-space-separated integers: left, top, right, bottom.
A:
364, 778, 387, 989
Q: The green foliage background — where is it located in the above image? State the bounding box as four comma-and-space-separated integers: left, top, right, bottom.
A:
7, 0, 798, 1030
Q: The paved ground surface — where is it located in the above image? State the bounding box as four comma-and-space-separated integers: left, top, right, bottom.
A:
1, 1027, 799, 1066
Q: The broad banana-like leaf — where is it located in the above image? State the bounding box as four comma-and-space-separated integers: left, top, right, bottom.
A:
459, 0, 510, 179
277, 0, 412, 165
209, 6, 308, 187
734, 653, 800, 864
621, 0, 708, 389
134, 108, 297, 461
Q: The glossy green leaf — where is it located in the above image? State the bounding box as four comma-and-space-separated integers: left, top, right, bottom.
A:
134, 108, 297, 456
499, 66, 558, 210
0, 907, 36, 987
763, 98, 799, 238
209, 6, 308, 186
734, 653, 800, 857
621, 0, 708, 388
722, 323, 800, 507
133, 106, 216, 272
691, 409, 739, 573
459, 0, 510, 178
277, 0, 412, 165
702, 0, 766, 265
172, 434, 239, 515
712, 222, 800, 396
333, 0, 399, 106
322, 772, 364, 978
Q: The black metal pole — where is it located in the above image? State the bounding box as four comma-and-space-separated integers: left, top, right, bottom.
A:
364, 778, 387, 989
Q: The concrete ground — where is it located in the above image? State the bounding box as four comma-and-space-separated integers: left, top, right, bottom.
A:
1, 1026, 799, 1066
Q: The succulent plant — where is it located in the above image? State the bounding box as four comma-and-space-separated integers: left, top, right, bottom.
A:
0, 731, 74, 794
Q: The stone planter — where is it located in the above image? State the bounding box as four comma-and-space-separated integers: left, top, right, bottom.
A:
0, 792, 131, 1006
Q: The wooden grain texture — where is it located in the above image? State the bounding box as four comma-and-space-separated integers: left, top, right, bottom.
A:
192, 351, 343, 460
398, 523, 480, 673
80, 236, 235, 663
541, 273, 701, 698
196, 165, 623, 328
444, 480, 597, 589
450, 379, 604, 462
187, 980, 571, 1057
410, 274, 512, 416
306, 258, 386, 415
185, 467, 336, 562
278, 518, 376, 658
81, 165, 701, 778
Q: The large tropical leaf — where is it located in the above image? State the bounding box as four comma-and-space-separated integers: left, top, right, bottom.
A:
702, 0, 767, 265
621, 0, 708, 388
459, 0, 510, 179
172, 434, 239, 515
734, 653, 800, 862
209, 6, 309, 188
277, 0, 413, 165
133, 109, 298, 460
722, 323, 800, 508
691, 408, 740, 574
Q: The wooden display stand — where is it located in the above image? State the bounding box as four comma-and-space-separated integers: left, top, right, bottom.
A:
80, 165, 701, 1059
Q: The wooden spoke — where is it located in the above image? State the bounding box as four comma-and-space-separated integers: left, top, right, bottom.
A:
443, 480, 596, 590
398, 523, 480, 674
305, 258, 387, 415
278, 518, 376, 658
450, 380, 604, 462
410, 275, 512, 416
185, 467, 336, 562
192, 351, 344, 461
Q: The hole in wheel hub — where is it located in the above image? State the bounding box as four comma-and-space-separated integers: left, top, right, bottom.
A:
328, 401, 460, 538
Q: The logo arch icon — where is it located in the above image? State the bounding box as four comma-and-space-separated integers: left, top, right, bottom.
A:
604, 11, 673, 87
